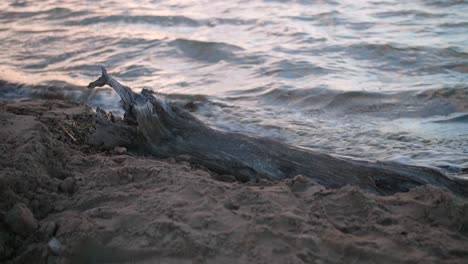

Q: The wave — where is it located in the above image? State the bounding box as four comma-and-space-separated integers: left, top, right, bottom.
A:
373, 10, 447, 19
227, 85, 468, 118
65, 14, 200, 27
0, 80, 85, 100
337, 43, 468, 75
163, 93, 234, 113
0, 7, 89, 22
346, 43, 468, 59
440, 22, 468, 28
64, 14, 256, 28
422, 0, 468, 7
254, 60, 332, 79
287, 11, 342, 22
0, 80, 123, 114
433, 113, 468, 123
169, 38, 263, 64
169, 38, 241, 63
112, 37, 162, 48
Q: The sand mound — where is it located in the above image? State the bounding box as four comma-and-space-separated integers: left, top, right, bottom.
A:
0, 99, 467, 263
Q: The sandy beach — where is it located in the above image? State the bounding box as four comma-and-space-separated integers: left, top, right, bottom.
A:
1, 98, 467, 264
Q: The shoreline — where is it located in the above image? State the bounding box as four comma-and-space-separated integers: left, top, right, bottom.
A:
1, 98, 467, 263
1, 78, 467, 177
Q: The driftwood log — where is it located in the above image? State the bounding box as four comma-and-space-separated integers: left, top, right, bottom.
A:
88, 68, 467, 196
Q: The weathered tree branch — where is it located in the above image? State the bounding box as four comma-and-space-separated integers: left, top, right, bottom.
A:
88, 68, 467, 196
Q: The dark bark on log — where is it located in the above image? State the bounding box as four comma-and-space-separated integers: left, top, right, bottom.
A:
88, 68, 468, 196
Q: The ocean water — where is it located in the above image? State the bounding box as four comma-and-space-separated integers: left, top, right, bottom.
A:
0, 0, 467, 176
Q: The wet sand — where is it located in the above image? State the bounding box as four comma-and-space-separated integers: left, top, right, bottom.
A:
1, 99, 468, 264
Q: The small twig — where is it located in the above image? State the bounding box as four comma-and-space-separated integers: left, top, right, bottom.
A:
62, 127, 77, 142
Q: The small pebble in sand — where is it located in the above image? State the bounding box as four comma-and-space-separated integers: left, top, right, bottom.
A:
112, 146, 127, 155
290, 175, 310, 192
5, 203, 38, 236
48, 237, 63, 256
